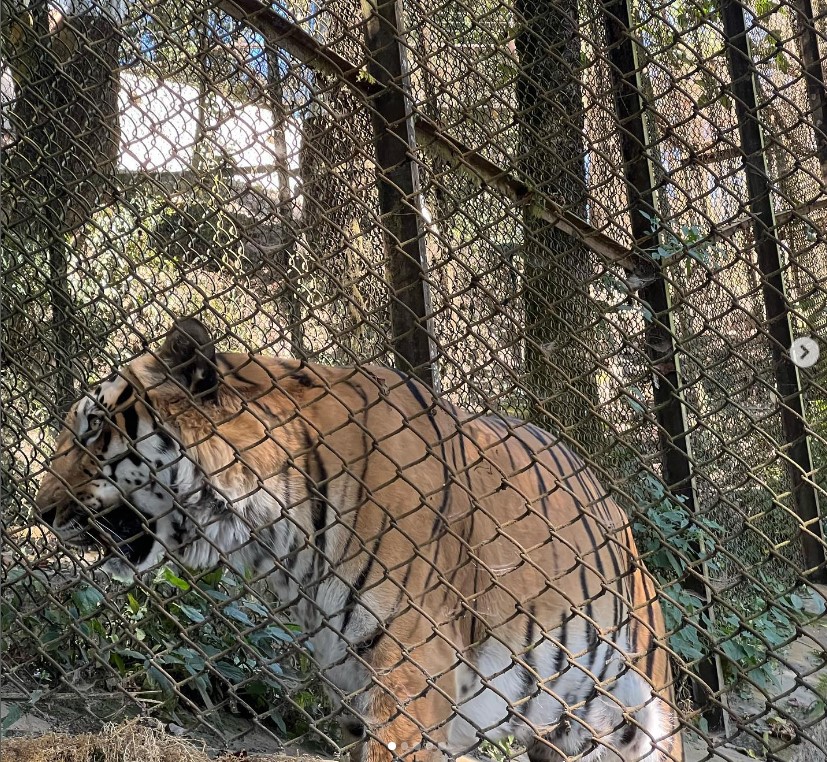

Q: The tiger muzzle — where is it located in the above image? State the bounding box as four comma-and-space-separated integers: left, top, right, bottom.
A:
36, 487, 155, 563
36, 497, 98, 548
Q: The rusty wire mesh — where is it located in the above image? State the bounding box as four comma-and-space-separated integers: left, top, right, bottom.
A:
2, 0, 827, 759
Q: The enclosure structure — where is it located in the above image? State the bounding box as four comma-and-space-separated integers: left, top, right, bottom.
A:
2, 0, 827, 758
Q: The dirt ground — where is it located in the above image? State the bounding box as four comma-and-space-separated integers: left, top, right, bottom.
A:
0, 697, 309, 759
0, 720, 332, 762
4, 606, 827, 762
3, 714, 827, 762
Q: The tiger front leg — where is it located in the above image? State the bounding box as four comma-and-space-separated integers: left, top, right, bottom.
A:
348, 657, 455, 762
350, 727, 450, 762
357, 741, 481, 762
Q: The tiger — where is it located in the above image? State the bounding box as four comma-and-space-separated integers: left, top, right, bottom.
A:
37, 317, 683, 762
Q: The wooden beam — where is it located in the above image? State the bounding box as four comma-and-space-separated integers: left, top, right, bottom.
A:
217, 0, 377, 94
415, 119, 637, 269
713, 198, 827, 239
217, 0, 638, 272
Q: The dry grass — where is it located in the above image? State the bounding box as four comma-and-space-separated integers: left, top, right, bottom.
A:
0, 720, 326, 762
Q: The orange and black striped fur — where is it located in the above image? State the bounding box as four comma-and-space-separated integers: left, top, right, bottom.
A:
37, 318, 682, 762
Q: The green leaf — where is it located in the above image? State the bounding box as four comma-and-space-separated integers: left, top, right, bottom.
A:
200, 569, 224, 587
808, 592, 826, 615
157, 652, 185, 666
175, 647, 206, 674
270, 711, 287, 734
191, 673, 214, 707
242, 600, 269, 616
199, 644, 222, 659
623, 386, 647, 414
754, 0, 774, 16
110, 652, 126, 675
147, 665, 174, 695
41, 625, 65, 650
116, 648, 147, 661
215, 661, 247, 683
176, 604, 206, 623
72, 586, 105, 615
1, 704, 24, 735
127, 593, 141, 614
270, 625, 300, 642
162, 568, 191, 591
223, 604, 254, 626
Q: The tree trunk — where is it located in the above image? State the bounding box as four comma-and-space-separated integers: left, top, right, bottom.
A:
720, 0, 825, 580
792, 0, 827, 185
191, 10, 211, 177
1, 0, 121, 417
265, 47, 305, 358
515, 0, 601, 449
2, 1, 121, 233
298, 87, 367, 364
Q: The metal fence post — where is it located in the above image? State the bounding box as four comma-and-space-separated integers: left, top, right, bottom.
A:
602, 0, 726, 727
720, 0, 826, 582
361, 0, 435, 388
791, 0, 827, 185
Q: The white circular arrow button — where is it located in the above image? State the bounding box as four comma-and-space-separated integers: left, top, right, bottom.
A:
790, 337, 820, 368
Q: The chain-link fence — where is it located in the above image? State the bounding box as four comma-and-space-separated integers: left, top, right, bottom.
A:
2, 0, 827, 759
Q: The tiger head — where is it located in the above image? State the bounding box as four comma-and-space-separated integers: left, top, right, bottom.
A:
35, 318, 234, 580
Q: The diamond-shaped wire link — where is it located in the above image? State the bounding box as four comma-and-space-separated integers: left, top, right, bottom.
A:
2, 0, 827, 758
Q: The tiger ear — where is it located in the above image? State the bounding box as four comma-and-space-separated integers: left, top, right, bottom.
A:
158, 318, 218, 401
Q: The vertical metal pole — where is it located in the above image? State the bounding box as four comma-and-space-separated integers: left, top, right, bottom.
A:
361, 0, 435, 388
720, 0, 826, 581
602, 0, 693, 504
602, 0, 725, 728
791, 0, 827, 184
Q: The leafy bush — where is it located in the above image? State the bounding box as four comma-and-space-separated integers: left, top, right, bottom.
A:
630, 471, 824, 692
1, 565, 331, 739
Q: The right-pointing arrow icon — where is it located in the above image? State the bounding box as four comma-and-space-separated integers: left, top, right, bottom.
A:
790, 337, 820, 368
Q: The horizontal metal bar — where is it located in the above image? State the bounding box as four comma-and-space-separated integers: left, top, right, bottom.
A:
713, 198, 827, 239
